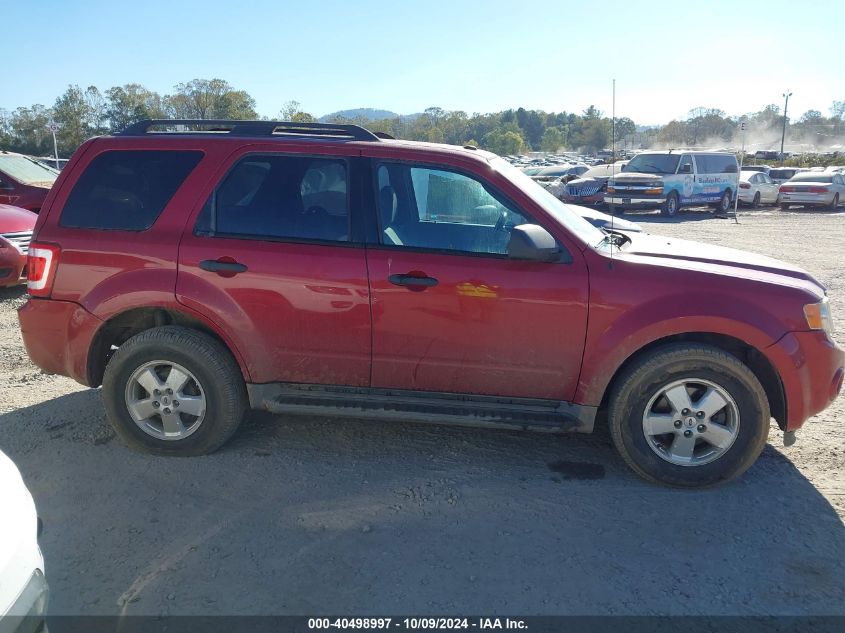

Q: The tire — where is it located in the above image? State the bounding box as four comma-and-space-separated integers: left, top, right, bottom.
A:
608, 343, 770, 488
751, 192, 760, 208
714, 190, 732, 214
831, 194, 840, 210
661, 191, 679, 216
102, 326, 247, 456
780, 203, 790, 211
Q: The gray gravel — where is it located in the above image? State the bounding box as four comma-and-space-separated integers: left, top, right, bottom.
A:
0, 206, 843, 616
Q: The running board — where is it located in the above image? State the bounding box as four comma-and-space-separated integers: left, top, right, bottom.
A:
247, 383, 595, 433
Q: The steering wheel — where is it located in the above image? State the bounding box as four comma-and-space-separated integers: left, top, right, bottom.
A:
302, 205, 329, 221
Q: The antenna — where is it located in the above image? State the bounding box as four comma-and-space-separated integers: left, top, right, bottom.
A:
609, 78, 615, 269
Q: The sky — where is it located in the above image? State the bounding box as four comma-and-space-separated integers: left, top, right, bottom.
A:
3, 0, 843, 125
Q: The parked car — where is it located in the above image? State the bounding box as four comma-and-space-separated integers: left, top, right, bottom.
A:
532, 164, 589, 181
0, 151, 59, 213
606, 150, 738, 216
0, 204, 36, 287
738, 171, 780, 207
740, 165, 771, 175
769, 167, 808, 184
779, 172, 845, 210
17, 119, 844, 488
0, 448, 48, 630
561, 162, 629, 206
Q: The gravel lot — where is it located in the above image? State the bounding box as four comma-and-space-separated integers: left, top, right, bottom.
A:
1, 206, 843, 616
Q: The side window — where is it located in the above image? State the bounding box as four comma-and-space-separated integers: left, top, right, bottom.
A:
376, 163, 533, 256
196, 155, 349, 242
61, 150, 203, 230
750, 174, 760, 184
678, 155, 694, 174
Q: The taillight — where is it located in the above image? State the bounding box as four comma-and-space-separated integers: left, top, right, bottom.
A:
780, 186, 793, 192
27, 243, 61, 297
739, 183, 751, 189
809, 187, 829, 194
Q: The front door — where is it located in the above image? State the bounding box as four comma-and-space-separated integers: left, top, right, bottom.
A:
176, 148, 371, 386
365, 160, 589, 401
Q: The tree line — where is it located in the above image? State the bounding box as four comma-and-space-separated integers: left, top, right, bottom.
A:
1, 78, 843, 159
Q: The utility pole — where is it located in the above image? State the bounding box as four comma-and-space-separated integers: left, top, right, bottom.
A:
780, 90, 792, 163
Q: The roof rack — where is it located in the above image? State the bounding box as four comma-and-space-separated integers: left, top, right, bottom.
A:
117, 119, 381, 142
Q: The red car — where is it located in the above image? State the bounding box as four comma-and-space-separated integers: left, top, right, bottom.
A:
0, 151, 58, 213
0, 204, 36, 287
17, 120, 845, 487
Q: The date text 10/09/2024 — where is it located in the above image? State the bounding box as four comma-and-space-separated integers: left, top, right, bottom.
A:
308, 618, 528, 630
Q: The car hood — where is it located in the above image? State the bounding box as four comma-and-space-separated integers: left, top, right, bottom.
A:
611, 172, 665, 182
566, 177, 603, 187
0, 204, 37, 233
620, 232, 824, 294
574, 206, 642, 232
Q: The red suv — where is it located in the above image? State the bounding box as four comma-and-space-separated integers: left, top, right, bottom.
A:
17, 120, 844, 487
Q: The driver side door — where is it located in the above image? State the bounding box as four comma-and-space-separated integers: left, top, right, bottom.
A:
364, 160, 590, 401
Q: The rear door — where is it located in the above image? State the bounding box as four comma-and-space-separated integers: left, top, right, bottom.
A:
362, 156, 589, 401
176, 144, 372, 386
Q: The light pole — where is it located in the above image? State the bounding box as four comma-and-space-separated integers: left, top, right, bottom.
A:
780, 90, 792, 163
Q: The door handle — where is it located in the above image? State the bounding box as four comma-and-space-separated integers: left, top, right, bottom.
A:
199, 259, 248, 274
388, 273, 438, 287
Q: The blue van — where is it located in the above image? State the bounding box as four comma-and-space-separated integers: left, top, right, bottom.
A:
605, 150, 738, 216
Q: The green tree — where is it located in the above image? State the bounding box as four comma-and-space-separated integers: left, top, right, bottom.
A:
483, 127, 525, 155
165, 79, 257, 120
53, 85, 93, 155
278, 100, 316, 122
540, 126, 565, 152
105, 84, 166, 132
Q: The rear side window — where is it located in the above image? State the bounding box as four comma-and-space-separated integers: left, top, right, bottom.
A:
195, 155, 350, 243
695, 154, 738, 174
60, 150, 202, 230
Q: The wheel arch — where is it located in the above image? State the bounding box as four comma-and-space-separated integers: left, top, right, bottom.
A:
87, 306, 251, 387
598, 332, 787, 431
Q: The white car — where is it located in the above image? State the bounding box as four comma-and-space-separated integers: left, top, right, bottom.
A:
779, 172, 845, 210
738, 170, 780, 207
0, 449, 47, 631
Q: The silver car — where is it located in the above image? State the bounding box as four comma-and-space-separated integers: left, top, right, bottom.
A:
779, 172, 845, 210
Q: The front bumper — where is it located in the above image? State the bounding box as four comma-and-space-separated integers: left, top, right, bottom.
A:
0, 247, 27, 288
18, 298, 103, 386
605, 196, 665, 209
765, 330, 845, 431
0, 570, 48, 633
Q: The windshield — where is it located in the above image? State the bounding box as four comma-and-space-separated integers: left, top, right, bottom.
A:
0, 154, 59, 185
624, 153, 680, 175
493, 157, 605, 247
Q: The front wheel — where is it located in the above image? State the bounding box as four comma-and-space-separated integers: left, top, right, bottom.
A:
661, 191, 679, 216
831, 194, 840, 210
608, 343, 770, 487
102, 326, 247, 456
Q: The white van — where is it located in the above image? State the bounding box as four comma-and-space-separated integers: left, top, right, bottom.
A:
605, 150, 739, 216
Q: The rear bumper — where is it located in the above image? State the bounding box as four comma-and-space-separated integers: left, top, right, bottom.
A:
766, 331, 845, 431
17, 298, 103, 386
779, 193, 832, 205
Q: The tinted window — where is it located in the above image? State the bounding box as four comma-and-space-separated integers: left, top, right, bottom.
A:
790, 173, 833, 183
695, 154, 737, 174
196, 155, 349, 242
61, 150, 202, 230
678, 155, 694, 174
376, 163, 533, 256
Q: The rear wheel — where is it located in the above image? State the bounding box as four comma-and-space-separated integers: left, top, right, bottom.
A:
102, 326, 247, 456
831, 194, 840, 210
608, 343, 770, 487
751, 192, 761, 208
714, 190, 732, 214
661, 191, 679, 216
780, 203, 790, 211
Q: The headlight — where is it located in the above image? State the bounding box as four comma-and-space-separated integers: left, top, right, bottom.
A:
804, 297, 834, 337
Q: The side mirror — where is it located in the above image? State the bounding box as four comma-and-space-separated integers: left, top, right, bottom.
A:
679, 164, 692, 174
620, 164, 627, 172
507, 224, 561, 263
0, 179, 12, 190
